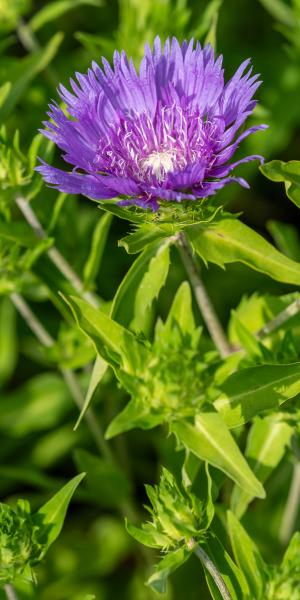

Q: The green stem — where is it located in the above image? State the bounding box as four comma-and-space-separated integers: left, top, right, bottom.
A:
193, 544, 232, 600
15, 194, 100, 308
4, 584, 19, 600
256, 298, 300, 340
177, 232, 231, 358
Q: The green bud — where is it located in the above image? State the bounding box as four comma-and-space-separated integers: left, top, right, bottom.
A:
143, 468, 204, 549
0, 500, 40, 584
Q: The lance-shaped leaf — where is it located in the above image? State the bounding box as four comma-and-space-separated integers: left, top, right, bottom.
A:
126, 520, 171, 550
227, 510, 267, 598
74, 355, 108, 430
119, 223, 173, 254
186, 218, 300, 286
131, 241, 170, 333
105, 397, 164, 439
261, 160, 300, 208
111, 240, 168, 327
63, 294, 148, 373
162, 281, 195, 337
231, 415, 293, 517
147, 546, 190, 594
32, 473, 85, 558
214, 362, 300, 428
171, 414, 265, 498
83, 212, 112, 290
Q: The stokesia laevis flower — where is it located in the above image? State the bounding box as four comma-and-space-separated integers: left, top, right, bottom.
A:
37, 37, 267, 211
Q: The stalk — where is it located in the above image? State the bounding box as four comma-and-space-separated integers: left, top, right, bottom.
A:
15, 195, 99, 308
177, 232, 231, 358
256, 298, 300, 340
192, 544, 232, 600
4, 585, 19, 600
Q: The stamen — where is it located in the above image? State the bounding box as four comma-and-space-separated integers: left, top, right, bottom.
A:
141, 150, 176, 181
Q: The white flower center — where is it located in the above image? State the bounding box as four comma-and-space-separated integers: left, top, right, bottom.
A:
141, 150, 175, 181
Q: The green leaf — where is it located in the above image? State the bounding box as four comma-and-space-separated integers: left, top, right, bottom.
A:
131, 241, 170, 333
0, 297, 17, 386
202, 535, 250, 600
261, 160, 300, 208
0, 32, 63, 120
147, 546, 190, 594
119, 224, 172, 254
0, 81, 11, 107
171, 414, 265, 498
192, 0, 223, 38
33, 473, 85, 557
63, 294, 147, 373
230, 311, 272, 360
227, 511, 267, 597
163, 281, 195, 336
214, 362, 300, 428
187, 217, 300, 286
111, 241, 166, 327
105, 397, 164, 439
74, 356, 108, 430
83, 212, 112, 290
29, 0, 102, 32
73, 449, 132, 507
0, 373, 73, 436
258, 0, 295, 27
267, 220, 300, 261
231, 415, 293, 517
126, 520, 170, 549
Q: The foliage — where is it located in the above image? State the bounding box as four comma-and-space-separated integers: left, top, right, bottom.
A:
1, 0, 300, 599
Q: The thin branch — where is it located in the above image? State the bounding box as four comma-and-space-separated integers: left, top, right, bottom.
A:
256, 298, 300, 340
193, 544, 232, 600
4, 585, 19, 600
177, 232, 231, 358
279, 461, 300, 545
15, 194, 100, 308
10, 292, 111, 459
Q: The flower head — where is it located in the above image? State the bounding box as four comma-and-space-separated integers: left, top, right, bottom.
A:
37, 37, 267, 210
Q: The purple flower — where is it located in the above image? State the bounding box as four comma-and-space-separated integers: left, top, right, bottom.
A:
37, 37, 267, 211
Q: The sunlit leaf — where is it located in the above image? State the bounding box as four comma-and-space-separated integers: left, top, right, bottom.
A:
214, 362, 300, 428
171, 414, 265, 498
261, 160, 300, 208
33, 473, 85, 557
187, 217, 300, 286
231, 415, 293, 517
227, 511, 267, 597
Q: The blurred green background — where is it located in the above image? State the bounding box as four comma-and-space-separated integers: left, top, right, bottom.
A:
1, 0, 300, 598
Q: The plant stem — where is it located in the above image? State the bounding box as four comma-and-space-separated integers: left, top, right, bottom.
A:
177, 232, 231, 358
15, 194, 100, 308
10, 292, 111, 459
4, 585, 19, 600
193, 544, 232, 600
279, 461, 300, 545
256, 297, 300, 340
